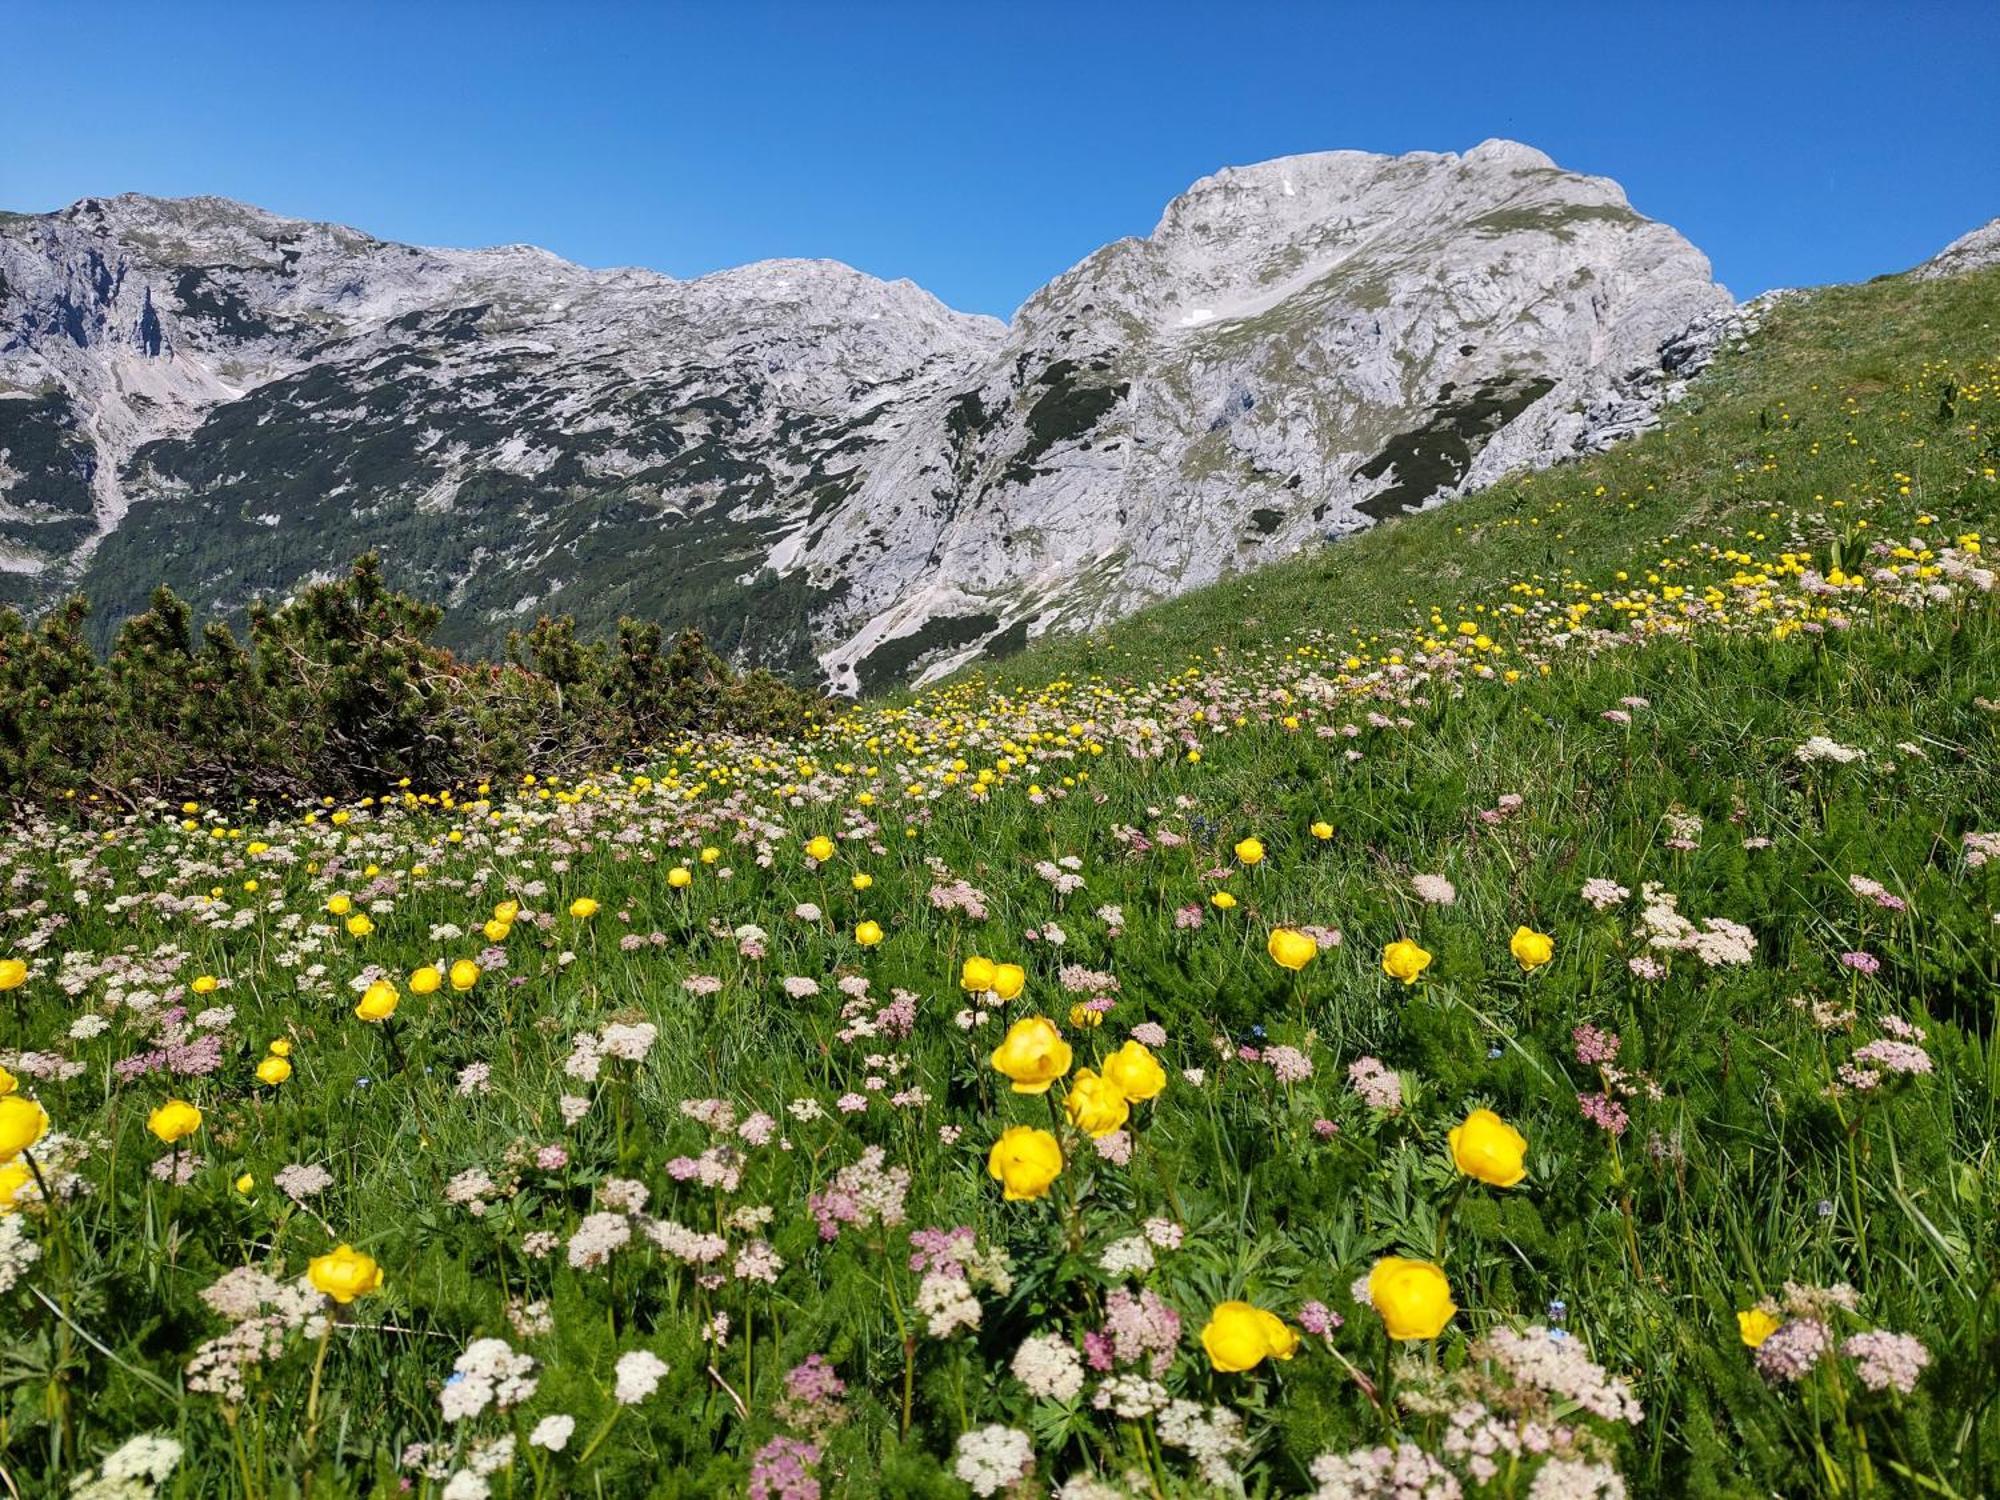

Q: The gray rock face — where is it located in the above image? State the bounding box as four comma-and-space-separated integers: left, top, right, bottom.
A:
0, 144, 1732, 686
0, 194, 1002, 668
1913, 217, 2000, 280
807, 140, 1731, 690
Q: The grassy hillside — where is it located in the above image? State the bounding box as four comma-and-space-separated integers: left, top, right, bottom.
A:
0, 267, 1995, 1500
963, 266, 1997, 689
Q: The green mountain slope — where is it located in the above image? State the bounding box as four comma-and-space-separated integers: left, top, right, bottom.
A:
955, 266, 1998, 691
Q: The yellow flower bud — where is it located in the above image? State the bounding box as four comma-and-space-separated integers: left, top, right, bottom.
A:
1063, 1069, 1130, 1137
1510, 925, 1555, 971
1266, 927, 1317, 971
1100, 1039, 1166, 1103
147, 1098, 203, 1144
308, 1243, 383, 1304
1201, 1301, 1299, 1372
986, 1126, 1063, 1201
0, 1096, 50, 1158
355, 980, 399, 1022
989, 1018, 1072, 1094
1381, 939, 1433, 985
1368, 1256, 1456, 1340
1448, 1108, 1528, 1188
1738, 1308, 1781, 1347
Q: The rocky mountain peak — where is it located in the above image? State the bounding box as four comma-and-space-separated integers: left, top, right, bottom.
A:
1914, 216, 2000, 280
2, 146, 1736, 690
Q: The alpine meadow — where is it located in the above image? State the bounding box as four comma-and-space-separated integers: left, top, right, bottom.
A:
2, 63, 2000, 1500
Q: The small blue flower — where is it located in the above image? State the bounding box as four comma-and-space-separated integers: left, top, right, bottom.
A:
1548, 1299, 1568, 1323
1816, 1198, 1835, 1218
1487, 1046, 1503, 1060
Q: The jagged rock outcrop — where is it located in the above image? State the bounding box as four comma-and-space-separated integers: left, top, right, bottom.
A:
0, 194, 1002, 669
0, 144, 1735, 687
1913, 217, 2000, 280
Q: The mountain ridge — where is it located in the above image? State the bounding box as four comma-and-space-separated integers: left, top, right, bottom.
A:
1, 144, 1749, 687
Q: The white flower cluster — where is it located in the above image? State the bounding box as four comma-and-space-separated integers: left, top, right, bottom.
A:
1308, 1443, 1462, 1500
440, 1337, 538, 1422
1794, 735, 1866, 765
953, 1424, 1034, 1497
1011, 1332, 1085, 1402
1157, 1399, 1253, 1488
613, 1349, 669, 1404
1097, 1234, 1155, 1279
68, 1433, 183, 1500
0, 1212, 41, 1294
916, 1271, 982, 1338
1485, 1326, 1643, 1424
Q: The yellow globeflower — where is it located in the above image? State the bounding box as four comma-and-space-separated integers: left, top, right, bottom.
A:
1510, 926, 1555, 971
960, 956, 998, 993
0, 1160, 31, 1212
1448, 1108, 1528, 1188
850, 872, 873, 892
1100, 1039, 1167, 1102
1063, 1069, 1131, 1137
326, 894, 352, 917
1367, 1257, 1457, 1340
1381, 939, 1433, 985
1068, 1003, 1103, 1029
450, 959, 480, 992
667, 866, 693, 889
855, 920, 884, 947
1310, 821, 1334, 841
345, 913, 375, 938
1234, 837, 1265, 866
233, 1173, 255, 1196
986, 1126, 1063, 1201
805, 835, 835, 862
0, 958, 24, 991
1267, 927, 1317, 971
355, 980, 399, 1023
1211, 891, 1237, 910
569, 897, 600, 920
1738, 1308, 1781, 1347
147, 1098, 203, 1144
0, 1064, 15, 1097
268, 1039, 292, 1058
409, 966, 443, 995
191, 974, 220, 995
1201, 1301, 1300, 1372
989, 1017, 1073, 1094
256, 1055, 293, 1086
0, 1096, 50, 1159
990, 963, 1026, 1001
483, 919, 512, 942
494, 900, 521, 924
308, 1244, 384, 1304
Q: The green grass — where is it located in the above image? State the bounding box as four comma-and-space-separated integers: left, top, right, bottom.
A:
958, 266, 1999, 691
0, 266, 1997, 1499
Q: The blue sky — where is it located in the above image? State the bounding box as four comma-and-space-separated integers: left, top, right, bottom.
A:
5, 2, 1994, 318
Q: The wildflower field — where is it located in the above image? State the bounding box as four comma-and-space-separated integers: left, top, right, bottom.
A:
2, 269, 1998, 1499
